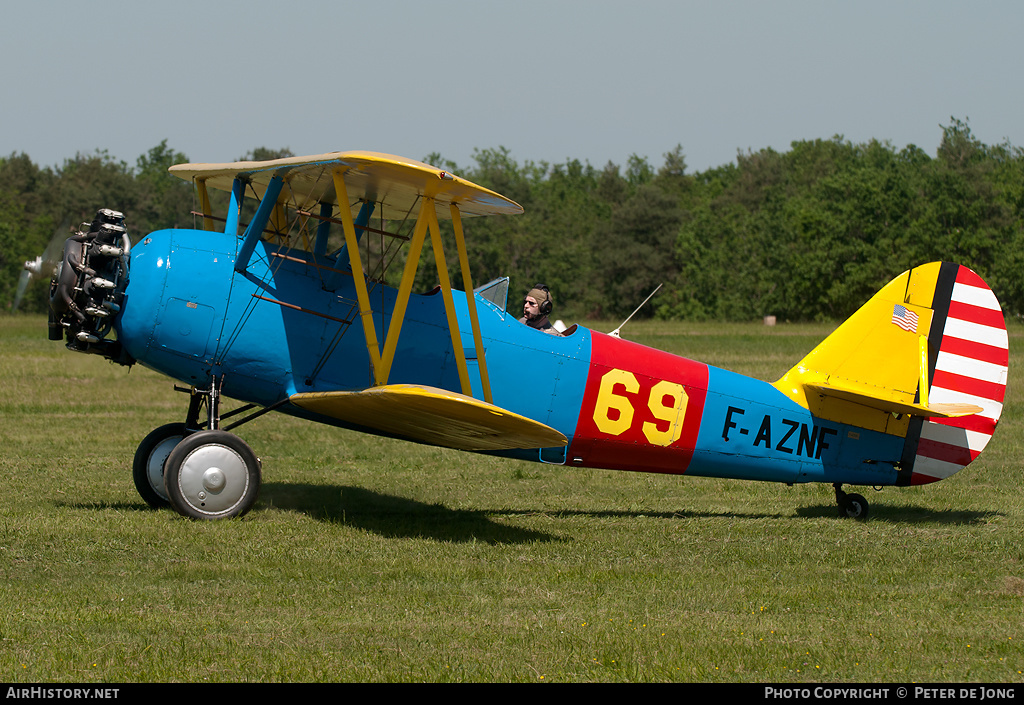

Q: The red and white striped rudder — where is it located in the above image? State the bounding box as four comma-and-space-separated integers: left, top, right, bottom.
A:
908, 264, 1008, 485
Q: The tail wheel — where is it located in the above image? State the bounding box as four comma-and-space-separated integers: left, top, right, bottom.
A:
132, 423, 187, 509
163, 430, 261, 520
836, 488, 869, 520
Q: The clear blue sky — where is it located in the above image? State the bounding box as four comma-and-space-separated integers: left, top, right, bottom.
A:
3, 0, 1022, 174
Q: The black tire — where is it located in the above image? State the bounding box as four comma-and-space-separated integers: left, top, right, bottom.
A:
163, 430, 261, 520
840, 492, 869, 520
132, 423, 187, 509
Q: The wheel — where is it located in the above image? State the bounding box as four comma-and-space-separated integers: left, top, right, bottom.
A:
132, 423, 187, 509
163, 430, 261, 520
839, 492, 869, 520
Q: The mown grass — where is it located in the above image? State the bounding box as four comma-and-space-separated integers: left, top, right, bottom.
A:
0, 315, 1022, 682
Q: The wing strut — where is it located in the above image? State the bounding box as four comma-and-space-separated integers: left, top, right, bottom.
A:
331, 170, 493, 402
236, 174, 285, 273
451, 204, 492, 404
332, 170, 384, 379
195, 179, 217, 232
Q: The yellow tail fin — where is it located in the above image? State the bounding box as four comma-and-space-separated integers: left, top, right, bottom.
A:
773, 262, 1008, 484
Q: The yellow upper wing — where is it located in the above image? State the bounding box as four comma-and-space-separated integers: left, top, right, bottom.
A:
168, 151, 523, 220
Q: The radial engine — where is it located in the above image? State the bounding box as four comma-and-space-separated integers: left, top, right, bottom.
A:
48, 208, 134, 365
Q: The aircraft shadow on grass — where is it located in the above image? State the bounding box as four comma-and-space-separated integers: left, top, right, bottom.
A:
62, 488, 999, 540
793, 502, 1001, 524
259, 483, 562, 544
254, 483, 1005, 534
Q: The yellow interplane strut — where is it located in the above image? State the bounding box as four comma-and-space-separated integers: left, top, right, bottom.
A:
379, 202, 430, 385
196, 179, 217, 232
333, 170, 384, 381
451, 204, 492, 404
332, 169, 491, 401
425, 201, 472, 397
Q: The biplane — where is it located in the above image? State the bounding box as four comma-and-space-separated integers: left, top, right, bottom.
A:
44, 151, 1008, 520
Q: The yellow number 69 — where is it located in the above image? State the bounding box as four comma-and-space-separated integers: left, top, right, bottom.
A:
593, 370, 688, 447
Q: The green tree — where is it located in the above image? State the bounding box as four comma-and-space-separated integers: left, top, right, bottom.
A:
134, 139, 192, 233
594, 182, 683, 319
55, 150, 139, 229
3, 127, 1023, 322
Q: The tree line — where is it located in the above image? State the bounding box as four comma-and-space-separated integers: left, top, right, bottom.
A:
3, 119, 1022, 322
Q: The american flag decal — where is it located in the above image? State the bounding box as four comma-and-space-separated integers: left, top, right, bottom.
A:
891, 304, 919, 332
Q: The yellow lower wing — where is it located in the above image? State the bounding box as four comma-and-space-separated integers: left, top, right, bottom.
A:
290, 385, 567, 452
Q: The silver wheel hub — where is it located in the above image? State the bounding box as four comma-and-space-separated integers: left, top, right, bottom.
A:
202, 467, 226, 492
176, 444, 250, 515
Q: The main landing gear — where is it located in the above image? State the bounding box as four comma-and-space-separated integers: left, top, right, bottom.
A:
132, 376, 283, 520
834, 483, 869, 520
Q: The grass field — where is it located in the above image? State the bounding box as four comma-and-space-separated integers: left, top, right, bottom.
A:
1, 314, 1022, 683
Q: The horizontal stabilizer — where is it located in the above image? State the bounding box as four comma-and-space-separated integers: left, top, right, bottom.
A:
805, 381, 983, 418
290, 384, 567, 451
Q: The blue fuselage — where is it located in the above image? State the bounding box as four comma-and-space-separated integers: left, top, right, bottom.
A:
116, 228, 905, 487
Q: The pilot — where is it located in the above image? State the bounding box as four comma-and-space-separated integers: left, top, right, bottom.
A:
519, 284, 562, 336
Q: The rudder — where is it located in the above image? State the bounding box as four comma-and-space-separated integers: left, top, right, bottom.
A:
902, 264, 1008, 484
773, 262, 1007, 485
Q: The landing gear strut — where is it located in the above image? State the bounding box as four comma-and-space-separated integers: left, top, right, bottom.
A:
131, 376, 283, 519
834, 483, 869, 520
